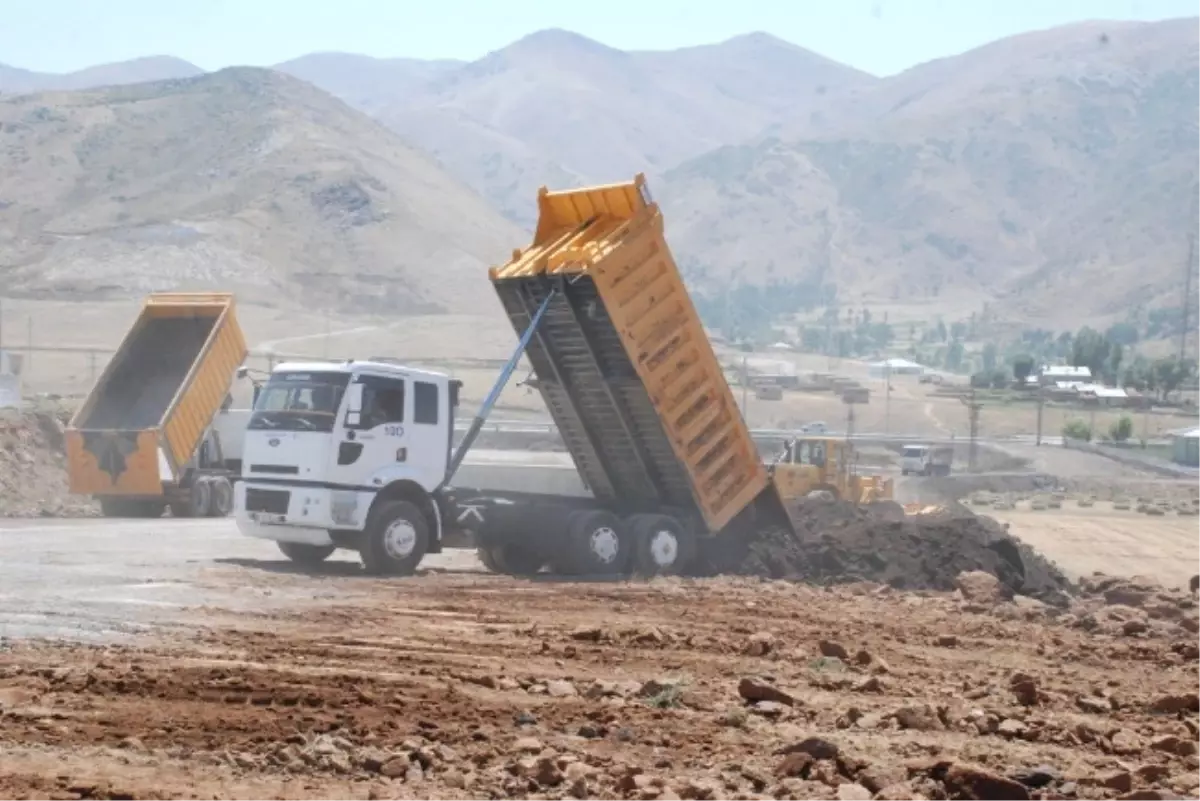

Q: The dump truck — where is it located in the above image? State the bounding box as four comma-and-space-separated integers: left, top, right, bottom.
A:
234, 175, 859, 576
67, 292, 250, 518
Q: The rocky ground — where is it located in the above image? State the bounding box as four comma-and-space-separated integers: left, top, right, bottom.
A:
0, 566, 1196, 801
0, 406, 97, 518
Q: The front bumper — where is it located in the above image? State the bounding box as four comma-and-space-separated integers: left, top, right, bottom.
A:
234, 481, 373, 544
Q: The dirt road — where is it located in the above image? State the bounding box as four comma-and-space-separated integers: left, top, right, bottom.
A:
1, 518, 1198, 800
989, 507, 1200, 588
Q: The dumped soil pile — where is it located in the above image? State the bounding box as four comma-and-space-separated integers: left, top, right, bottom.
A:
727, 499, 1074, 606
0, 407, 96, 518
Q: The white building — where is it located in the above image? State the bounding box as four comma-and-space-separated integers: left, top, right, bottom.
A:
1039, 365, 1091, 386
868, 358, 925, 378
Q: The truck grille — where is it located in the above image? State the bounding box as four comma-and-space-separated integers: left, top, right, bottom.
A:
245, 487, 290, 515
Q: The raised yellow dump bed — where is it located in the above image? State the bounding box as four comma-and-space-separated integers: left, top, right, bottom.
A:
66, 293, 247, 496
490, 175, 773, 533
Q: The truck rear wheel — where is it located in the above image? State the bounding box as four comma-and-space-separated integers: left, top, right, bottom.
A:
278, 541, 336, 566
565, 510, 629, 576
629, 514, 693, 576
479, 544, 544, 576
187, 477, 212, 518
99, 498, 165, 518
361, 500, 429, 576
209, 476, 234, 517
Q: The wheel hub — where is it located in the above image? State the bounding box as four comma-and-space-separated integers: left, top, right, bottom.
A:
648, 529, 678, 567
589, 526, 620, 564
383, 520, 417, 559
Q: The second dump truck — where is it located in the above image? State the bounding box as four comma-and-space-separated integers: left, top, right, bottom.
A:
235, 175, 889, 575
67, 292, 250, 518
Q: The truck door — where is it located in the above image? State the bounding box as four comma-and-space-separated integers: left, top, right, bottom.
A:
332, 374, 411, 488
406, 378, 449, 486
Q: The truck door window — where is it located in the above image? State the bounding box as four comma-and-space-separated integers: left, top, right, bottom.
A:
414, 381, 439, 425
351, 376, 405, 429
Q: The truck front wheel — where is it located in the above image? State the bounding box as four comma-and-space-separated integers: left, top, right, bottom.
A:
361, 500, 429, 576
278, 541, 336, 566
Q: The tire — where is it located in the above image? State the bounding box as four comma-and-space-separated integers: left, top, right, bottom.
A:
99, 498, 164, 518
565, 510, 630, 576
629, 514, 694, 576
278, 541, 336, 566
188, 477, 212, 518
208, 476, 234, 517
361, 499, 430, 576
477, 545, 503, 573
479, 544, 544, 576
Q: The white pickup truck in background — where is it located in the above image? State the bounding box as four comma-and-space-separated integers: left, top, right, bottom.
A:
900, 444, 954, 477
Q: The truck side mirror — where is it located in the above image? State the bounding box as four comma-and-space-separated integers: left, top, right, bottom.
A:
346, 382, 364, 412
345, 382, 364, 427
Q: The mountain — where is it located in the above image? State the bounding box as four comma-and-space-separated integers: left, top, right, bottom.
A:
0, 68, 524, 314
371, 29, 876, 226
0, 56, 203, 94
659, 17, 1200, 326
273, 53, 463, 115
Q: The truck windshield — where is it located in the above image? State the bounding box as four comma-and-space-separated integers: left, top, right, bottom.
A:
902, 446, 927, 458
248, 371, 350, 433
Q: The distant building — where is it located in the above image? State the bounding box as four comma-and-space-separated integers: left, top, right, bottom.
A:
868, 358, 925, 378
1170, 427, 1200, 467
1039, 365, 1091, 386
1077, 384, 1129, 407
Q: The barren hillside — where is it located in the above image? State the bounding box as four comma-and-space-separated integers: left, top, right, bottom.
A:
661, 18, 1200, 326
371, 29, 875, 225
0, 56, 203, 94
273, 53, 463, 115
0, 68, 524, 315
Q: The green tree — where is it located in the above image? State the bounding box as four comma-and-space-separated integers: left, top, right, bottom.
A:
1011, 354, 1036, 384
1153, 356, 1196, 399
1109, 414, 1134, 442
950, 321, 968, 340
982, 342, 998, 373
1105, 342, 1124, 385
1104, 322, 1139, 346
800, 327, 824, 352
1071, 326, 1111, 379
1062, 419, 1092, 441
944, 339, 965, 372
936, 319, 947, 342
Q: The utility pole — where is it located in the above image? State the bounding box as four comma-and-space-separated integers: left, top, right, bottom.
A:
25, 315, 32, 374
884, 363, 892, 435
740, 356, 749, 424
961, 388, 982, 472
1181, 229, 1196, 363
1035, 384, 1045, 446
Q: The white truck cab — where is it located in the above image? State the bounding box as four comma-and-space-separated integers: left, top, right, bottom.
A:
234, 360, 460, 574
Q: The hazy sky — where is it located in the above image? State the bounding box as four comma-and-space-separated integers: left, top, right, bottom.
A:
1, 0, 1195, 77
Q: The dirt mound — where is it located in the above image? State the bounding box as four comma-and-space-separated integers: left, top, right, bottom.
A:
720, 499, 1073, 606
0, 406, 96, 518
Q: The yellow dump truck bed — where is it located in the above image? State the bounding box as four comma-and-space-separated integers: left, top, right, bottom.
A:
66, 293, 247, 496
489, 175, 773, 533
